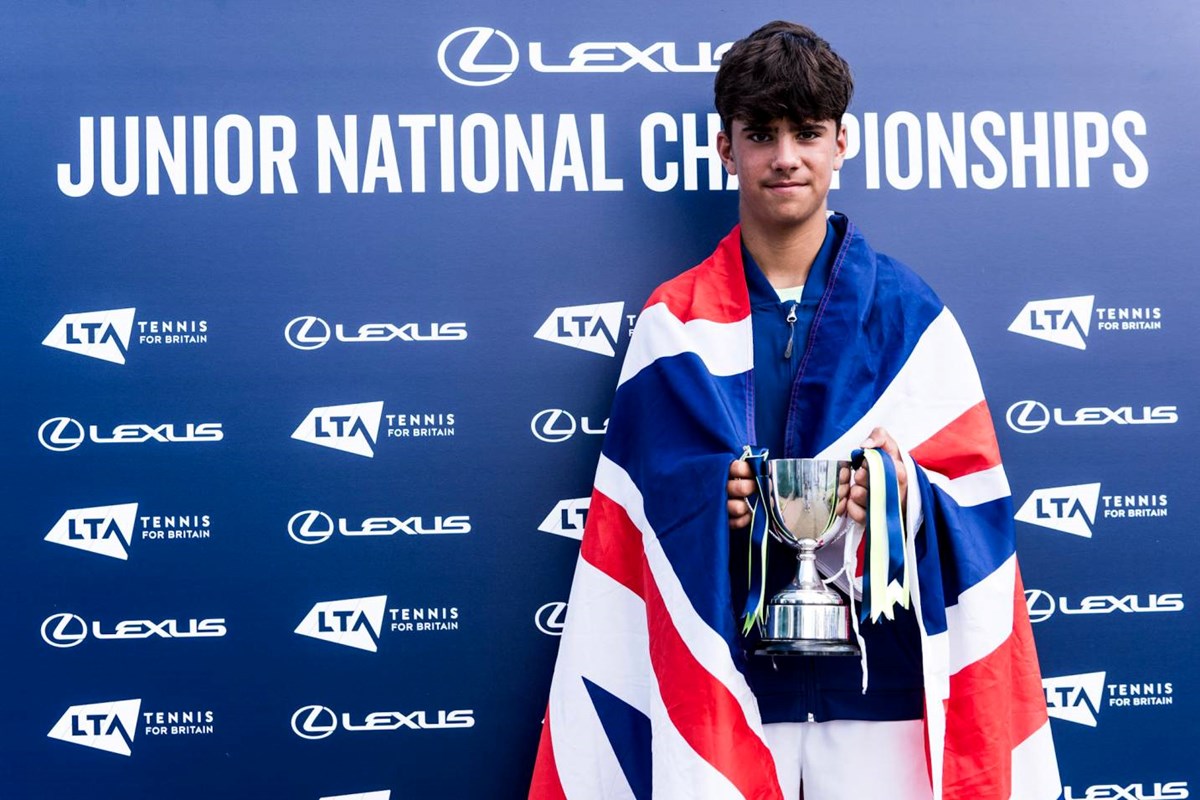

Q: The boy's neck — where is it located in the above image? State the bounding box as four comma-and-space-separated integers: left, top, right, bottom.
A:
741, 212, 828, 290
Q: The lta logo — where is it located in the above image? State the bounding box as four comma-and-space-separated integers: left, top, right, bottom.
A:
48, 699, 141, 756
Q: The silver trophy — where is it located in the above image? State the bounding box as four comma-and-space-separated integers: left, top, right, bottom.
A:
755, 458, 860, 656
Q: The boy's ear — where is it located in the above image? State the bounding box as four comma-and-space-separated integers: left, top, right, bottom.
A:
833, 124, 847, 170
717, 129, 736, 175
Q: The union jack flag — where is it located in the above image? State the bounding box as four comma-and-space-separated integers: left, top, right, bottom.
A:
530, 220, 1060, 800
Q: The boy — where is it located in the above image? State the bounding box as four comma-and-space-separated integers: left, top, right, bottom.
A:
532, 21, 1058, 800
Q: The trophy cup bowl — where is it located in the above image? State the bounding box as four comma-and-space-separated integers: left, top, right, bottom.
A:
754, 458, 860, 657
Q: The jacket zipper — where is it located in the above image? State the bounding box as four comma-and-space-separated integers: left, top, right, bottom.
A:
783, 302, 798, 359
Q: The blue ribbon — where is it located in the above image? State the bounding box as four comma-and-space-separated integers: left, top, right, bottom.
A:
850, 447, 909, 623
739, 446, 772, 635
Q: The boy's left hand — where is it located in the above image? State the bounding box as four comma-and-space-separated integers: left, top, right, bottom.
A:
836, 426, 908, 524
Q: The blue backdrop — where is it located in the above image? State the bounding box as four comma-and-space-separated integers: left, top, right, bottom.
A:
3, 2, 1197, 798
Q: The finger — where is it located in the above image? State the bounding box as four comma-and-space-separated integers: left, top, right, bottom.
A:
847, 501, 865, 525
836, 481, 849, 500
727, 477, 755, 499
835, 497, 847, 517
729, 460, 754, 479
727, 498, 751, 518
849, 485, 868, 506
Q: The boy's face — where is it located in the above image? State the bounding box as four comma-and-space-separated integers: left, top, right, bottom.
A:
717, 117, 846, 235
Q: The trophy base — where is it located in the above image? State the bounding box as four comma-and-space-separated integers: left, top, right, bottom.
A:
754, 639, 860, 657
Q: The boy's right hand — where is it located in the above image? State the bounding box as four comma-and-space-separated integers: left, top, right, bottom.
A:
727, 459, 756, 529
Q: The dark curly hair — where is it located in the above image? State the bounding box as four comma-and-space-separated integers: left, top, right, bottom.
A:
714, 21, 854, 130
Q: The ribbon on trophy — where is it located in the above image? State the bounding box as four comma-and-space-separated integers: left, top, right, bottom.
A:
850, 448, 911, 623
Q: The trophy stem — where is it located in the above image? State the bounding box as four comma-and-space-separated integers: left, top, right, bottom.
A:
791, 540, 823, 592
756, 539, 860, 657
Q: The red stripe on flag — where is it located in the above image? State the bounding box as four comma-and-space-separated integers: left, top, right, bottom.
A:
941, 566, 1050, 800
645, 227, 750, 325
581, 490, 646, 600
640, 554, 783, 800
911, 401, 1002, 481
528, 708, 569, 800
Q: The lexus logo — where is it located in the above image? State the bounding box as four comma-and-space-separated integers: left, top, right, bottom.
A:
1024, 589, 1056, 623
535, 602, 568, 636
41, 612, 89, 648
531, 409, 576, 443
288, 510, 336, 545
291, 704, 339, 740
437, 27, 519, 87
285, 316, 332, 350
38, 417, 86, 452
1006, 400, 1051, 434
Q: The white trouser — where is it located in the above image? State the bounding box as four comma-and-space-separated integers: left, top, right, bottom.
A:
762, 719, 933, 800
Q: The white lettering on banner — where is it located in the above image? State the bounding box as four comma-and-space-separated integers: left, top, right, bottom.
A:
40, 613, 227, 647
1005, 401, 1178, 434
295, 597, 388, 652
1008, 296, 1094, 350
1009, 296, 1162, 347
534, 303, 626, 357
1043, 672, 1176, 726
285, 315, 468, 349
321, 792, 392, 800
1064, 783, 1188, 800
535, 602, 568, 635
43, 309, 208, 362
45, 503, 138, 560
288, 510, 472, 544
531, 409, 608, 443
1015, 483, 1100, 537
44, 504, 214, 559
290, 705, 474, 739
539, 498, 590, 540
1024, 590, 1184, 623
37, 417, 224, 452
59, 110, 1148, 196
316, 113, 622, 194
1043, 671, 1106, 726
292, 402, 384, 458
1015, 483, 1168, 535
48, 700, 142, 756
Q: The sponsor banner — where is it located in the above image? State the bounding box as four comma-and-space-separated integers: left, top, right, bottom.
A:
292, 402, 455, 458
37, 417, 223, 453
48, 700, 216, 756
1005, 400, 1177, 435
1016, 483, 1168, 537
530, 409, 607, 443
320, 793, 392, 800
538, 497, 589, 540
45, 503, 213, 560
1044, 672, 1176, 727
1063, 782, 1189, 799
534, 601, 567, 636
436, 27, 732, 87
57, 108, 1151, 198
284, 315, 467, 350
1024, 590, 1184, 624
533, 302, 629, 357
1009, 295, 1163, 350
287, 509, 471, 545
290, 705, 474, 740
295, 596, 460, 652
40, 612, 226, 648
42, 308, 208, 364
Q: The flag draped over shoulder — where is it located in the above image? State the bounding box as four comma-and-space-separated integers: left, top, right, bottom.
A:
530, 219, 1061, 800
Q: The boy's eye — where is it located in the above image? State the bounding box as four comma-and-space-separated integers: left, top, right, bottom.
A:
747, 132, 772, 143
